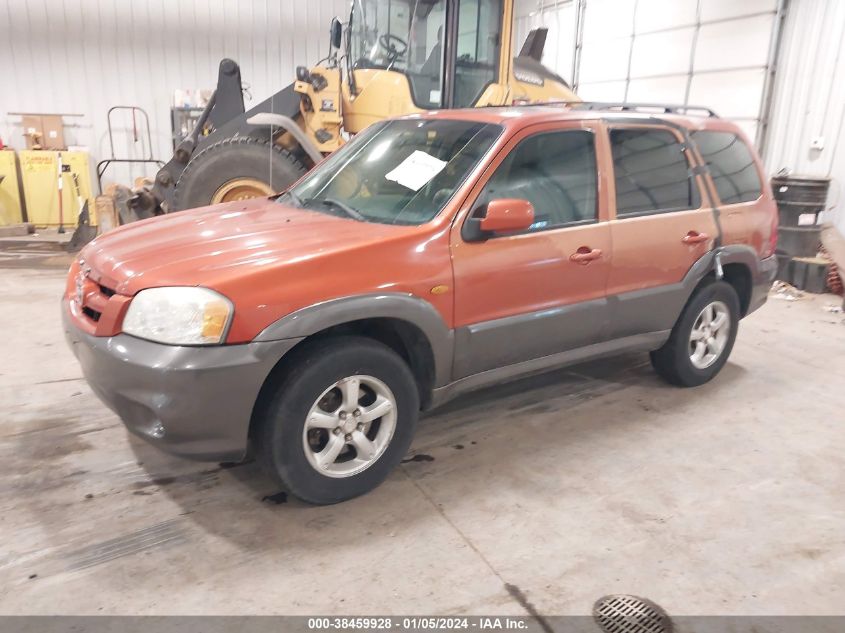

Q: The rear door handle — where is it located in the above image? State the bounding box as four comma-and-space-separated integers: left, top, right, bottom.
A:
569, 247, 602, 264
682, 231, 709, 244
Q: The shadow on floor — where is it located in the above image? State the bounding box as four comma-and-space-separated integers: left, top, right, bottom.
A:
122, 350, 748, 552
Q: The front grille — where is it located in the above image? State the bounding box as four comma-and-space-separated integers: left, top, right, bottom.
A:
78, 276, 116, 325
82, 306, 101, 322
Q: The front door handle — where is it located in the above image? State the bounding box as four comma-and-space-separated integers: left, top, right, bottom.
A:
569, 247, 602, 264
682, 231, 709, 244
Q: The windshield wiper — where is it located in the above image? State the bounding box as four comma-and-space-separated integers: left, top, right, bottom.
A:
278, 190, 304, 207
306, 197, 366, 222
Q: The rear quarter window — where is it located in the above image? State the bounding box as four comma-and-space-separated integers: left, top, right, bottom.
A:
691, 131, 762, 205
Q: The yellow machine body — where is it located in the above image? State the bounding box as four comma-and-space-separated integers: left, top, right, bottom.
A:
126, 0, 582, 222
293, 0, 578, 152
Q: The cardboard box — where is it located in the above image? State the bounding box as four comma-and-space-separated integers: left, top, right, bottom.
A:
19, 114, 66, 150
95, 194, 118, 233
21, 115, 44, 149
41, 115, 66, 150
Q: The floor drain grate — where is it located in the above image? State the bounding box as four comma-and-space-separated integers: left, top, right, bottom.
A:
593, 595, 672, 633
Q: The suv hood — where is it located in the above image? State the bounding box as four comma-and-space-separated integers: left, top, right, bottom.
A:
80, 198, 408, 296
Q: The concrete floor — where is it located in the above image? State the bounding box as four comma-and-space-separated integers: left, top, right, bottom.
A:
1, 264, 844, 617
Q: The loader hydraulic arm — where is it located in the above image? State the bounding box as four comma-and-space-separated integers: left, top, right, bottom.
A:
146, 58, 303, 214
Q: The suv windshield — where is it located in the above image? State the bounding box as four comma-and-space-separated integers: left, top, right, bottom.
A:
282, 118, 502, 225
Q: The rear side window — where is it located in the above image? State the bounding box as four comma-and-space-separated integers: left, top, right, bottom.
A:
691, 131, 762, 204
479, 129, 597, 231
610, 128, 699, 217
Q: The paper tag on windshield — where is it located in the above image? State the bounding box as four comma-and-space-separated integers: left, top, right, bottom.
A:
385, 150, 447, 192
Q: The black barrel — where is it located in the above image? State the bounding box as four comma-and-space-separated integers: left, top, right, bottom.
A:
771, 176, 830, 257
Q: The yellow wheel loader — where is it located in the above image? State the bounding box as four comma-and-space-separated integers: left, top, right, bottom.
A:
132, 0, 579, 217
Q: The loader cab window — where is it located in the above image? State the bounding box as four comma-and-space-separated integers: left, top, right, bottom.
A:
348, 0, 502, 109
349, 0, 447, 108
454, 0, 501, 107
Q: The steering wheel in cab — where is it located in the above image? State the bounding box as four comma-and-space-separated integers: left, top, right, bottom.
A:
378, 34, 408, 64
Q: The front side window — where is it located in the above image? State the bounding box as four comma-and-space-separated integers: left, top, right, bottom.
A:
691, 131, 762, 204
476, 129, 597, 232
284, 118, 502, 225
610, 128, 700, 217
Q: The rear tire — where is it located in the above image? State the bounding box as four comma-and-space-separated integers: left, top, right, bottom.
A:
174, 136, 306, 210
255, 336, 419, 505
650, 280, 740, 387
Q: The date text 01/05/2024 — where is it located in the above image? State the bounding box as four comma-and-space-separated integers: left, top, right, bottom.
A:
306, 616, 530, 630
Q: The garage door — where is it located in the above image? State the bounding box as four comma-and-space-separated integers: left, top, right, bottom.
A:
515, 0, 785, 146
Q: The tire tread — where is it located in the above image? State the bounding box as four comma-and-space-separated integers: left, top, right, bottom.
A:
650, 280, 740, 387
255, 335, 419, 505
174, 135, 306, 210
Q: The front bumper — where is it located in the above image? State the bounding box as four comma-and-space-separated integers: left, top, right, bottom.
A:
747, 254, 777, 316
62, 302, 301, 461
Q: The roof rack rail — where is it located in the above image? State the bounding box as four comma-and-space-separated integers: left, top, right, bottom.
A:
572, 101, 719, 118
515, 100, 719, 118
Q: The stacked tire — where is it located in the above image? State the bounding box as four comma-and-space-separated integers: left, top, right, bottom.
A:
771, 176, 829, 258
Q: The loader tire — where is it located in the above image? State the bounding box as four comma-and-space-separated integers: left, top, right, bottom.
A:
173, 136, 307, 210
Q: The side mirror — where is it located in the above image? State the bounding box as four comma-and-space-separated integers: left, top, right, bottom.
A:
479, 198, 534, 234
330, 17, 343, 50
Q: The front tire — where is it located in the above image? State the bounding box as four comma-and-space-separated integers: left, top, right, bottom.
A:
650, 280, 740, 387
256, 336, 419, 505
174, 136, 306, 210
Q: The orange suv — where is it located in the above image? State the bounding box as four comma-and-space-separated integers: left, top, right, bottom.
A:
64, 104, 778, 504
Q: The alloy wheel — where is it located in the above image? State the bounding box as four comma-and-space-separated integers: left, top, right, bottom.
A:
302, 375, 398, 478
689, 300, 731, 369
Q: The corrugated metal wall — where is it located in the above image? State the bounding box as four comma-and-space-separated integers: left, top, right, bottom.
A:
0, 0, 350, 188
764, 0, 845, 230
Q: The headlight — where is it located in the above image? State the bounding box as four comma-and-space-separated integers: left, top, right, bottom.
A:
122, 287, 233, 345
